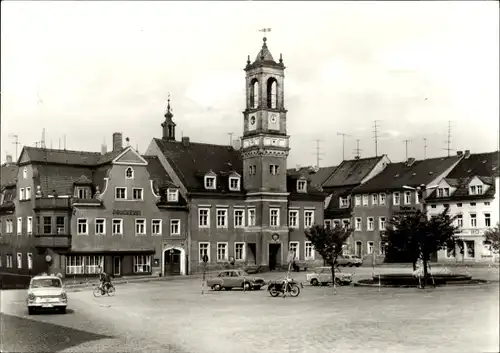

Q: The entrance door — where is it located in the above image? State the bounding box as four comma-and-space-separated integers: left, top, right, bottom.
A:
164, 249, 181, 275
248, 243, 257, 264
268, 244, 281, 271
355, 241, 362, 257
113, 256, 121, 277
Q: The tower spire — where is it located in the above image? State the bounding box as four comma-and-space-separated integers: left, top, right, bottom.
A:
162, 93, 176, 141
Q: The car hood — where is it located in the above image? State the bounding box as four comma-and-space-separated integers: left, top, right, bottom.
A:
29, 287, 64, 296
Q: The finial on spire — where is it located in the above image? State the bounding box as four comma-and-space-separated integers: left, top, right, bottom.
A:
165, 93, 173, 118
279, 53, 283, 64
247, 55, 250, 65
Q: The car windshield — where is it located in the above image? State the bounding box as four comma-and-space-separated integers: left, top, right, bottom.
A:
31, 278, 62, 288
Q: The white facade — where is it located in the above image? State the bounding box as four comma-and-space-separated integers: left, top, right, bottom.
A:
427, 176, 499, 263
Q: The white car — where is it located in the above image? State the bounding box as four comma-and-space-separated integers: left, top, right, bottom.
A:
306, 266, 353, 286
26, 275, 67, 315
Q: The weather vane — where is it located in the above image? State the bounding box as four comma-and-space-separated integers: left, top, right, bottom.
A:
258, 28, 271, 39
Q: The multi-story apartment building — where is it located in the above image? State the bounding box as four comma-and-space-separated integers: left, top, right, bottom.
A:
426, 150, 499, 263
350, 155, 463, 259
146, 37, 325, 273
0, 133, 188, 279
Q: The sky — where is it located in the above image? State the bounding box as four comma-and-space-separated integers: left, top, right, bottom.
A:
1, 1, 499, 168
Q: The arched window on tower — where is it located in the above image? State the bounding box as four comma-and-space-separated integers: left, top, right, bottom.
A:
250, 79, 259, 109
267, 78, 277, 109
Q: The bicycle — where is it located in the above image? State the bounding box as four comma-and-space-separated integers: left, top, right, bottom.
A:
93, 282, 115, 297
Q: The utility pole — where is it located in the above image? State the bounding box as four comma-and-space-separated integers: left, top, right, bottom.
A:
373, 120, 380, 157
403, 139, 412, 160
314, 139, 324, 168
228, 132, 235, 146
423, 137, 427, 159
443, 121, 452, 156
353, 139, 362, 158
337, 132, 351, 161
8, 134, 21, 161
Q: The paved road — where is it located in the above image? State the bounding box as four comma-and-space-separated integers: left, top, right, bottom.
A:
2, 268, 498, 353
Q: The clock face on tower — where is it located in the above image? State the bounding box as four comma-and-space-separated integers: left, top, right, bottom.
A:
269, 114, 277, 124
250, 116, 256, 125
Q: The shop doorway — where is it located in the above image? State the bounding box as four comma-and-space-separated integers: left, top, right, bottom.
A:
268, 244, 281, 271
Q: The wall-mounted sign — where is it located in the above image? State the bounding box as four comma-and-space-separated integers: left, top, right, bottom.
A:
272, 233, 280, 242
112, 209, 141, 216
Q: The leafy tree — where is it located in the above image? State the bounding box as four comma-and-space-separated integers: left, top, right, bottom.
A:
484, 223, 500, 253
305, 224, 352, 291
382, 207, 460, 285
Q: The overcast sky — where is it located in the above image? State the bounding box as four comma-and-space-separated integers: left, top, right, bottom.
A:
1, 1, 498, 168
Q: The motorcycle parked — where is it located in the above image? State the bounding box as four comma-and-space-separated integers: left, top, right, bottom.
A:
267, 276, 302, 297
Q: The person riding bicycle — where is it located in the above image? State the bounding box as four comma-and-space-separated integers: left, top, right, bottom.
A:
99, 269, 112, 294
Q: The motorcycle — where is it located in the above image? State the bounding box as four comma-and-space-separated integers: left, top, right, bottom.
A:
267, 276, 303, 297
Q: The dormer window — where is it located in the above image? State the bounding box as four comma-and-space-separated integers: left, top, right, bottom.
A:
297, 180, 307, 193
23, 167, 28, 179
125, 167, 134, 179
339, 196, 349, 208
229, 177, 241, 191
437, 188, 450, 198
204, 176, 216, 190
167, 189, 179, 202
469, 185, 482, 195
75, 187, 90, 199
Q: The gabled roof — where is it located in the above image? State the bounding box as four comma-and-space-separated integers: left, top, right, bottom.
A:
352, 155, 462, 194
287, 165, 338, 188
19, 146, 124, 166
0, 164, 18, 189
427, 176, 496, 201
324, 185, 357, 218
153, 138, 243, 193
323, 156, 384, 188
446, 151, 499, 178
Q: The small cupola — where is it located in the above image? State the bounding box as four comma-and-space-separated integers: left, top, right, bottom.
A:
161, 95, 176, 141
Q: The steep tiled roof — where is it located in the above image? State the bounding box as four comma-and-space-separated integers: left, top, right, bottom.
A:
287, 165, 338, 188
0, 164, 18, 189
427, 176, 497, 201
154, 138, 243, 192
352, 155, 462, 194
324, 185, 356, 218
20, 147, 124, 166
143, 156, 177, 189
446, 151, 499, 178
35, 165, 94, 196
323, 156, 384, 188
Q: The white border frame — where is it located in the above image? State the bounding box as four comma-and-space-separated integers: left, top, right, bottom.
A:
112, 218, 123, 235
198, 208, 210, 228
170, 219, 181, 235
135, 218, 147, 235
132, 187, 144, 201
77, 218, 89, 235
115, 187, 127, 200
16, 252, 22, 269
167, 189, 179, 202
304, 210, 314, 229
152, 219, 162, 235
304, 241, 315, 260
247, 208, 256, 226
199, 242, 210, 262
95, 218, 106, 235
229, 176, 241, 191
289, 241, 300, 261
204, 175, 217, 190
234, 209, 245, 228
355, 217, 362, 231
234, 242, 246, 261
367, 217, 375, 231
379, 193, 386, 205
125, 166, 135, 179
216, 242, 229, 262
288, 210, 299, 229
270, 208, 280, 227
17, 217, 22, 235
216, 209, 228, 229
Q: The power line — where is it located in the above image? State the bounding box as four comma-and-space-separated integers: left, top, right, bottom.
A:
353, 139, 362, 158
423, 137, 427, 159
373, 120, 381, 157
336, 132, 351, 161
403, 139, 412, 160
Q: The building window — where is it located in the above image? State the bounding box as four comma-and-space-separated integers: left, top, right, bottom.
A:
204, 176, 216, 190
216, 209, 228, 228
379, 242, 386, 255
470, 202, 476, 207
95, 219, 106, 235
415, 191, 420, 204
297, 180, 307, 192
270, 208, 280, 227
367, 241, 374, 254
485, 201, 491, 206
485, 213, 491, 227
66, 256, 85, 274
249, 165, 256, 175
152, 220, 162, 235
379, 217, 386, 231
170, 219, 180, 235
289, 242, 299, 261
135, 219, 146, 235
23, 167, 28, 179
367, 217, 374, 231
27, 217, 32, 235
247, 208, 256, 226
342, 219, 350, 229
456, 214, 463, 227
324, 220, 331, 229
379, 193, 386, 205
371, 194, 378, 206
167, 189, 179, 202
133, 255, 151, 273
305, 241, 315, 260
457, 203, 463, 207
269, 165, 279, 175
355, 218, 362, 231
470, 214, 477, 228
85, 256, 104, 274
77, 219, 88, 235
229, 177, 241, 191
465, 240, 475, 258
20, 188, 25, 200
6, 219, 13, 233
6, 255, 13, 268
17, 253, 22, 269
199, 208, 210, 228
477, 185, 483, 194
26, 187, 31, 200
235, 242, 245, 261
333, 219, 341, 228
132, 188, 143, 200
125, 167, 134, 179
393, 192, 400, 205
404, 191, 411, 205
355, 195, 361, 206
234, 209, 245, 228
112, 219, 123, 235
17, 217, 22, 235
43, 216, 51, 234
304, 211, 314, 228
56, 216, 65, 234
199, 242, 210, 262
362, 195, 369, 206
289, 210, 299, 228
76, 187, 89, 199
339, 196, 349, 208
27, 253, 33, 269
431, 205, 437, 209
115, 187, 127, 200
217, 243, 228, 261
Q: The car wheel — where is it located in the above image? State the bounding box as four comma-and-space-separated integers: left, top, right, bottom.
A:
28, 307, 35, 315
59, 307, 67, 314
243, 282, 252, 291
212, 284, 222, 291
310, 278, 319, 286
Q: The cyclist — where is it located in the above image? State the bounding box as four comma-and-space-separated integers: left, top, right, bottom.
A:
98, 268, 112, 294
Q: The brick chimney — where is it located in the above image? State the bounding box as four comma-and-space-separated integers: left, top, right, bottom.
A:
182, 136, 190, 147
112, 133, 123, 152
5, 154, 13, 164
457, 150, 463, 156
464, 150, 471, 159
406, 157, 416, 167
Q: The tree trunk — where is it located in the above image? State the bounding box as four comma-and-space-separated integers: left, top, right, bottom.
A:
331, 261, 336, 292
422, 255, 428, 288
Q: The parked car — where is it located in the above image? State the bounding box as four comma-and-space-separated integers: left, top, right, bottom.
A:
26, 275, 67, 315
306, 266, 353, 286
335, 254, 363, 267
207, 269, 266, 291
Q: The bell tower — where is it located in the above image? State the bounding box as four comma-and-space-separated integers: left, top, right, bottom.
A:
161, 96, 176, 141
241, 37, 290, 193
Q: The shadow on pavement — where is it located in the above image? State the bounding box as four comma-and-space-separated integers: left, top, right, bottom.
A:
0, 313, 114, 352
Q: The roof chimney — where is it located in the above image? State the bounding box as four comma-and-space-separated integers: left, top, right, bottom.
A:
464, 150, 471, 159
406, 157, 416, 167
457, 150, 463, 156
182, 136, 190, 147
112, 133, 123, 152
6, 154, 13, 164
